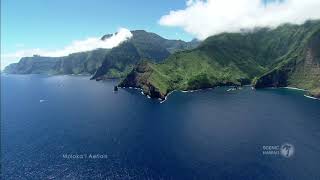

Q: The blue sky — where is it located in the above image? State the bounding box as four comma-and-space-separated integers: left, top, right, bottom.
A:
1, 0, 319, 69
1, 0, 192, 54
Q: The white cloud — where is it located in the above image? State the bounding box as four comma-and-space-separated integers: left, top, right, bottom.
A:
159, 0, 320, 40
1, 28, 132, 70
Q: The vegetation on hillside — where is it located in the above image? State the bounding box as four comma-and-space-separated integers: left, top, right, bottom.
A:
3, 30, 199, 79
3, 49, 109, 75
120, 20, 320, 99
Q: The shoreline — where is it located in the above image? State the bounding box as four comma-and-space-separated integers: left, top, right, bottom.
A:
121, 84, 320, 103
281, 87, 307, 91
157, 86, 246, 103
304, 95, 320, 100
4, 74, 319, 102
261, 86, 320, 101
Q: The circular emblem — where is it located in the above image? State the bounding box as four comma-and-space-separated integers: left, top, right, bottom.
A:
280, 143, 295, 158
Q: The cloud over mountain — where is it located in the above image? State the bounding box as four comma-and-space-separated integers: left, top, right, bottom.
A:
159, 0, 320, 40
1, 28, 132, 70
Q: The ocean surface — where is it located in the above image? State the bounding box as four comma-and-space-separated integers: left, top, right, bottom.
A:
1, 74, 320, 180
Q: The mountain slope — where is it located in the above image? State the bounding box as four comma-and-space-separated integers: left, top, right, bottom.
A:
91, 30, 199, 80
3, 30, 199, 78
119, 20, 320, 100
254, 22, 320, 98
3, 49, 110, 75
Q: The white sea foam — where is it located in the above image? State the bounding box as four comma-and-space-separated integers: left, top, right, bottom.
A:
304, 95, 319, 100
181, 90, 196, 93
160, 90, 176, 104
227, 88, 237, 92
283, 87, 307, 91
160, 98, 167, 104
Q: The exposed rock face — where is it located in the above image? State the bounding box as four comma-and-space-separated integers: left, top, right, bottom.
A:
3, 56, 61, 74
4, 22, 320, 101
91, 30, 199, 80
311, 92, 320, 98
254, 25, 320, 96
309, 88, 320, 98
3, 49, 109, 75
118, 61, 167, 100
254, 66, 291, 88
120, 21, 320, 99
91, 42, 141, 80
4, 30, 199, 79
118, 61, 249, 100
101, 33, 113, 40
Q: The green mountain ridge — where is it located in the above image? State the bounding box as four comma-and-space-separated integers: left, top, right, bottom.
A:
3, 21, 319, 99
119, 20, 320, 100
3, 49, 110, 75
3, 30, 199, 78
254, 23, 320, 98
91, 30, 199, 80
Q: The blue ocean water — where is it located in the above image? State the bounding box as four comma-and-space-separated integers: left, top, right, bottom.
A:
1, 74, 320, 180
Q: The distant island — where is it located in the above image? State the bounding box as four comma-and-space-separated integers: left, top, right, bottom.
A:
4, 20, 320, 100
